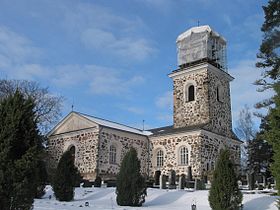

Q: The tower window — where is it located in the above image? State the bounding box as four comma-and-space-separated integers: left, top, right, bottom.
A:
188, 85, 195, 101
185, 84, 195, 102
179, 147, 189, 165
216, 87, 220, 101
109, 145, 117, 164
217, 85, 223, 102
156, 150, 164, 167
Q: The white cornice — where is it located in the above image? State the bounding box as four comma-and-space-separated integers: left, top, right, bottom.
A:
169, 63, 234, 81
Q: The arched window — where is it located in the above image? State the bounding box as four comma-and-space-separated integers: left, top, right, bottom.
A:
109, 145, 117, 164
188, 85, 195, 101
216, 87, 220, 101
156, 150, 164, 167
217, 85, 223, 102
180, 147, 189, 165
69, 145, 76, 160
185, 84, 195, 102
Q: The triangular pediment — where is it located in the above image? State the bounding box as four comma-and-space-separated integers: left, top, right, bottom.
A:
49, 112, 98, 136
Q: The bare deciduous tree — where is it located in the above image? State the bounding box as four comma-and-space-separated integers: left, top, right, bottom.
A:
0, 79, 63, 133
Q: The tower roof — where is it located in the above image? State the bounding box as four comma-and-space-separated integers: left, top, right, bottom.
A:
176, 25, 226, 43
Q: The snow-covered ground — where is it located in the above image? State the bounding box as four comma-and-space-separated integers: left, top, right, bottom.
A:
33, 186, 279, 210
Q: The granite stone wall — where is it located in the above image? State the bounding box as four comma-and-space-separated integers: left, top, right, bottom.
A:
97, 127, 149, 180
203, 69, 234, 138
172, 64, 234, 138
47, 126, 99, 180
173, 68, 210, 129
150, 130, 241, 179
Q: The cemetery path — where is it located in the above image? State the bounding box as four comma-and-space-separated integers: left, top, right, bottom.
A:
145, 189, 186, 206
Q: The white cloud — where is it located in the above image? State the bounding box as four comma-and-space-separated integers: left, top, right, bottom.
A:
230, 59, 274, 126
61, 2, 156, 61
81, 28, 155, 61
121, 106, 145, 115
0, 26, 41, 69
157, 113, 173, 124
156, 91, 173, 110
50, 64, 145, 96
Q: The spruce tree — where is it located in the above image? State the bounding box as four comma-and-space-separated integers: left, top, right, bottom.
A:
0, 91, 42, 210
265, 84, 280, 193
52, 150, 80, 201
116, 148, 146, 206
208, 149, 242, 210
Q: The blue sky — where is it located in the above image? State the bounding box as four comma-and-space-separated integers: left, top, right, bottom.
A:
0, 0, 272, 131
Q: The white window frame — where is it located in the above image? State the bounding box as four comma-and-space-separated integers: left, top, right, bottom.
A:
179, 146, 189, 165
184, 81, 196, 103
109, 145, 117, 164
156, 150, 164, 167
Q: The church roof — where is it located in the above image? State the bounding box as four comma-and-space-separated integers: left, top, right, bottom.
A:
78, 112, 152, 136
149, 124, 205, 136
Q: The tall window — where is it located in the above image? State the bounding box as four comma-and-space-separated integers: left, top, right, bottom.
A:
216, 87, 220, 101
186, 84, 195, 102
180, 147, 188, 165
156, 150, 164, 167
217, 85, 223, 102
69, 145, 76, 160
188, 85, 195, 101
109, 145, 117, 164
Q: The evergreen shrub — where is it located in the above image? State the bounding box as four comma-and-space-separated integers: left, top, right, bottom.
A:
116, 148, 146, 206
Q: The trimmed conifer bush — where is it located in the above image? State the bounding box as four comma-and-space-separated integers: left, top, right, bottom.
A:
116, 148, 146, 206
208, 149, 242, 210
52, 150, 80, 201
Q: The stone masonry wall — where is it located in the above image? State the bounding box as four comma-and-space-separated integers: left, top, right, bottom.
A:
150, 131, 203, 178
47, 126, 99, 180
203, 68, 233, 138
98, 127, 149, 180
173, 68, 210, 128
150, 130, 241, 179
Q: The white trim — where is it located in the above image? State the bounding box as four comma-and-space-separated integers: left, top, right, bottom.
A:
149, 130, 202, 140
176, 143, 192, 166
152, 146, 166, 170
168, 63, 234, 81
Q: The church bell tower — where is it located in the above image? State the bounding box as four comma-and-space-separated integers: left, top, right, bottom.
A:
169, 25, 234, 138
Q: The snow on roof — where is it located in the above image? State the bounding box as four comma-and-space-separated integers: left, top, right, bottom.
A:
78, 112, 152, 136
176, 25, 226, 43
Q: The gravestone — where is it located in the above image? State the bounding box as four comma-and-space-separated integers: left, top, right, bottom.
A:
179, 174, 186, 189
154, 170, 161, 186
168, 170, 176, 189
160, 174, 166, 189
187, 166, 193, 181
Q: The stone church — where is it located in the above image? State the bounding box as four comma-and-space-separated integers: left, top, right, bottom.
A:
47, 25, 242, 182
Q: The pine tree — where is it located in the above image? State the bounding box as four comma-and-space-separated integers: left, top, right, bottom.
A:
0, 91, 42, 210
116, 148, 146, 206
265, 84, 280, 193
208, 149, 242, 210
255, 0, 280, 96
52, 150, 80, 201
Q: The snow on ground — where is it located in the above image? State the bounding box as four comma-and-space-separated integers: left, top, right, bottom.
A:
33, 186, 279, 210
